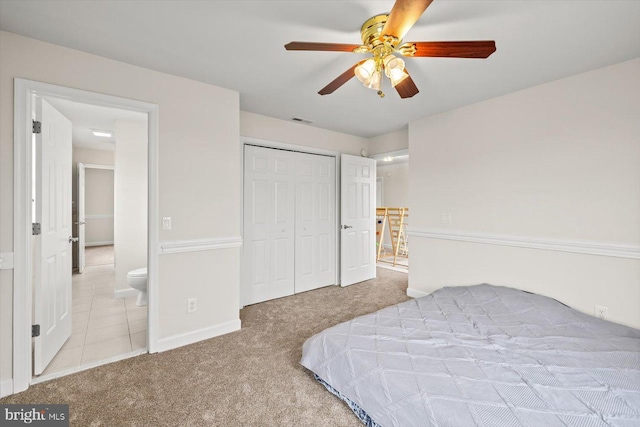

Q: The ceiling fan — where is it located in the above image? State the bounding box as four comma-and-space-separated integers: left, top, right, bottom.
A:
285, 0, 496, 99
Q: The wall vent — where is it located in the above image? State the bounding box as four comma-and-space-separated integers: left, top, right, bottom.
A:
291, 117, 312, 124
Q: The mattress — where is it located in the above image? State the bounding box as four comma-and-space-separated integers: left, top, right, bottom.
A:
301, 284, 640, 426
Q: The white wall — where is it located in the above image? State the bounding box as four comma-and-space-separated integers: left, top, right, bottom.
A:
408, 58, 640, 328
0, 31, 241, 387
114, 120, 147, 289
369, 129, 408, 155
240, 111, 369, 155
377, 162, 409, 209
84, 168, 115, 245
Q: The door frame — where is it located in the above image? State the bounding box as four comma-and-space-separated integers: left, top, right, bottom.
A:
13, 78, 160, 394
239, 136, 342, 306
77, 163, 115, 273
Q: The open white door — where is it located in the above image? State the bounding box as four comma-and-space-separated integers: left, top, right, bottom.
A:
34, 98, 73, 375
340, 154, 376, 286
77, 162, 86, 273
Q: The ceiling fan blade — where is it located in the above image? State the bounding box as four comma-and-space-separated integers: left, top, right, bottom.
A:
395, 70, 419, 99
285, 42, 361, 52
382, 0, 433, 41
318, 61, 364, 95
404, 41, 496, 58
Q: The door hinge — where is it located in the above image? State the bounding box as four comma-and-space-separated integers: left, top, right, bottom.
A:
32, 223, 41, 235
32, 324, 40, 338
32, 120, 41, 134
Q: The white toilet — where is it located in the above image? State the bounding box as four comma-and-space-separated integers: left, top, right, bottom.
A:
127, 267, 148, 307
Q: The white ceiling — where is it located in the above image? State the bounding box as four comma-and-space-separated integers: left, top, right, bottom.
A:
44, 97, 147, 151
2, 1, 639, 138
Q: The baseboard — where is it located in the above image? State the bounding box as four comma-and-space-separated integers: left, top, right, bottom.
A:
0, 378, 13, 398
157, 319, 241, 353
85, 241, 114, 247
114, 288, 137, 299
407, 288, 429, 299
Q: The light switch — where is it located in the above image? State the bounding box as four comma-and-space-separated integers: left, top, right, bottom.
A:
163, 217, 172, 230
441, 213, 452, 224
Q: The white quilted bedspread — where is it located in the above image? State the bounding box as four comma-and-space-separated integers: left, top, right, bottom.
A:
301, 284, 640, 426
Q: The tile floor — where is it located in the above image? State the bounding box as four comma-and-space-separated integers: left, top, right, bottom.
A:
40, 263, 147, 376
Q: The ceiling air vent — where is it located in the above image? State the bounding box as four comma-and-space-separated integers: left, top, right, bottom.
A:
291, 117, 312, 124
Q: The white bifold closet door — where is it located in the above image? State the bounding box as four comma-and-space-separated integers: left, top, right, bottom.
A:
295, 152, 335, 293
243, 145, 335, 306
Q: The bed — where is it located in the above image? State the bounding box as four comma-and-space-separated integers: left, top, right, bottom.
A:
300, 284, 640, 426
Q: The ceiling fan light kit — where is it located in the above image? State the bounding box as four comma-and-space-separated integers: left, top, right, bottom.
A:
284, 0, 496, 99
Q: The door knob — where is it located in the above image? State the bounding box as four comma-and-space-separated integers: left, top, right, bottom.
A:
69, 236, 79, 243
75, 221, 86, 225
342, 225, 353, 229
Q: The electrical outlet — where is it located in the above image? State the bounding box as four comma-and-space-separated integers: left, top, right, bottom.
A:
441, 213, 452, 224
187, 298, 197, 313
594, 305, 608, 320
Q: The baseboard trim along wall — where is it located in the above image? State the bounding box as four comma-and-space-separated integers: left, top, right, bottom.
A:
407, 229, 640, 260
159, 237, 243, 255
157, 319, 241, 352
0, 379, 13, 398
407, 288, 429, 299
85, 241, 114, 247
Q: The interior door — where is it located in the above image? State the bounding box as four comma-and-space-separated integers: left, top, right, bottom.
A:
242, 145, 295, 305
77, 162, 86, 273
34, 98, 73, 375
340, 154, 376, 286
294, 153, 336, 293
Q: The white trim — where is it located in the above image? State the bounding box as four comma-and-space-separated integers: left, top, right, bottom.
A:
157, 319, 241, 352
407, 229, 640, 260
370, 148, 409, 160
241, 136, 340, 157
85, 240, 114, 247
377, 263, 408, 273
0, 379, 13, 398
12, 78, 160, 395
31, 349, 146, 385
376, 176, 384, 207
82, 163, 114, 171
85, 214, 114, 220
159, 237, 243, 255
406, 288, 429, 298
371, 148, 409, 165
114, 288, 137, 299
0, 252, 14, 270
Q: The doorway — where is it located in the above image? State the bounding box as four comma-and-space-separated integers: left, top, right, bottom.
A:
13, 79, 159, 394
373, 150, 409, 273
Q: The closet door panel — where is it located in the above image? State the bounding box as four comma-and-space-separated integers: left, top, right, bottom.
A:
242, 146, 295, 305
295, 153, 336, 293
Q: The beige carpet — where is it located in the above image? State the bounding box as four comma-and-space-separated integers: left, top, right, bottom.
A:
84, 245, 115, 267
1, 268, 409, 426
